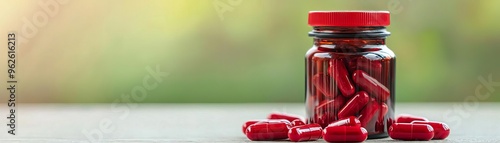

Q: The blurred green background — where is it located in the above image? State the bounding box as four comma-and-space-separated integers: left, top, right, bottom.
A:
1, 0, 499, 103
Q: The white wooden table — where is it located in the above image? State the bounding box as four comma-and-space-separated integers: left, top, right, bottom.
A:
0, 103, 498, 142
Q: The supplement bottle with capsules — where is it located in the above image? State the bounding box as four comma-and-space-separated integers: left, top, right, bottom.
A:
305, 11, 395, 139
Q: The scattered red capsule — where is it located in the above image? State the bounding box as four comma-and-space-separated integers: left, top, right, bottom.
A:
327, 116, 360, 127
396, 114, 428, 123
312, 73, 336, 98
338, 91, 370, 119
388, 123, 434, 141
329, 58, 355, 97
291, 119, 305, 127
242, 120, 262, 134
411, 121, 450, 140
358, 98, 380, 127
242, 119, 289, 134
267, 112, 303, 122
352, 70, 390, 101
245, 120, 292, 141
288, 124, 323, 142
323, 126, 368, 142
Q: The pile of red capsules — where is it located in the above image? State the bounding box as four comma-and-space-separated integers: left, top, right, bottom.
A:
243, 112, 450, 142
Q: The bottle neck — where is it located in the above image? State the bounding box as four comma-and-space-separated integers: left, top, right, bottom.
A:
309, 26, 389, 52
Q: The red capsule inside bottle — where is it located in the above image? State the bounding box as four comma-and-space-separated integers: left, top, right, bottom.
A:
352, 70, 390, 101
348, 55, 384, 83
388, 123, 434, 141
245, 120, 292, 141
329, 58, 355, 97
312, 73, 338, 98
386, 118, 395, 131
338, 91, 370, 119
267, 112, 303, 122
288, 124, 323, 142
312, 56, 328, 75
411, 121, 450, 140
358, 98, 380, 127
323, 126, 368, 142
327, 116, 360, 127
378, 103, 388, 123
316, 95, 345, 113
314, 95, 346, 127
396, 114, 428, 123
291, 119, 306, 127
375, 103, 389, 133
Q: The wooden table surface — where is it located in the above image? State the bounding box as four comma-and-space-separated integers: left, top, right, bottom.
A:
0, 103, 498, 142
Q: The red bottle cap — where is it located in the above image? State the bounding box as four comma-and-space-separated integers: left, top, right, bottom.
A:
308, 11, 390, 27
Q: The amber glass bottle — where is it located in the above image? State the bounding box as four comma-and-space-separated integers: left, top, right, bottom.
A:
305, 11, 395, 139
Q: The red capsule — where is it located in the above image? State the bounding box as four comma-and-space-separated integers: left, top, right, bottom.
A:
349, 56, 382, 78
378, 103, 388, 123
242, 120, 261, 134
315, 112, 339, 128
396, 114, 428, 123
313, 90, 325, 104
346, 57, 359, 72
246, 120, 292, 141
315, 95, 345, 113
375, 103, 389, 132
387, 118, 395, 131
314, 96, 346, 127
411, 121, 450, 140
312, 55, 329, 75
375, 121, 384, 133
358, 98, 380, 127
312, 73, 336, 98
389, 123, 434, 141
329, 58, 355, 97
327, 116, 360, 127
323, 126, 368, 142
314, 113, 328, 128
352, 70, 390, 101
338, 91, 370, 119
291, 119, 305, 127
288, 124, 323, 142
242, 119, 289, 134
268, 112, 303, 122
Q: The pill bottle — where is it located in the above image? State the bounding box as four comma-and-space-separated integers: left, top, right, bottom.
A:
305, 11, 395, 139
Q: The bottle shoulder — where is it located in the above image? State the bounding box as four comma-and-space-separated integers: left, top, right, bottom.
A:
305, 46, 320, 58
305, 45, 395, 60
